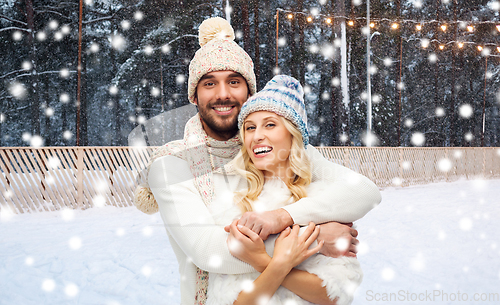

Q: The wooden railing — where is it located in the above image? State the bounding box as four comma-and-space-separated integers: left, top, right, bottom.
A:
1, 147, 499, 214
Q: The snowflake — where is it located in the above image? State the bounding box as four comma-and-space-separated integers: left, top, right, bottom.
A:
437, 158, 452, 172
22, 60, 32, 70
42, 279, 56, 292
109, 85, 119, 95
208, 255, 222, 268
372, 94, 381, 103
369, 65, 378, 75
61, 208, 75, 222
85, 0, 93, 5
89, 42, 100, 53
161, 44, 171, 54
36, 31, 47, 41
60, 93, 70, 103
438, 230, 446, 240
442, 0, 450, 4
489, 1, 500, 11
278, 37, 286, 47
307, 63, 315, 72
0, 113, 5, 123
404, 118, 413, 127
409, 252, 425, 272
65, 283, 79, 297
150, 87, 160, 97
121, 20, 131, 30
413, 0, 423, 8
352, 0, 362, 6
45, 107, 54, 117
141, 265, 152, 277
381, 267, 395, 281
321, 91, 330, 100
459, 104, 473, 118
435, 107, 445, 117
63, 130, 73, 140
144, 45, 154, 55
335, 237, 349, 252
235, 30, 243, 39
273, 67, 281, 75
176, 74, 186, 84
30, 135, 44, 148
25, 256, 34, 266
481, 47, 491, 56
12, 31, 23, 41
116, 228, 125, 236
392, 177, 403, 186
357, 240, 369, 255
68, 236, 82, 250
110, 34, 127, 51
134, 11, 144, 21
60, 68, 70, 78
303, 85, 311, 94
339, 133, 349, 143
411, 132, 425, 146
54, 31, 63, 41
383, 57, 393, 66
142, 226, 153, 236
48, 20, 58, 30
309, 44, 319, 54
464, 132, 474, 141
93, 195, 106, 208
48, 157, 60, 169
310, 7, 320, 16
137, 115, 146, 124
331, 77, 340, 87
362, 131, 379, 146
459, 217, 473, 231
61, 25, 71, 35
9, 81, 27, 100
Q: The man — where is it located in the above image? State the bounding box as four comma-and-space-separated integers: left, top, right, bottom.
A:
135, 17, 381, 304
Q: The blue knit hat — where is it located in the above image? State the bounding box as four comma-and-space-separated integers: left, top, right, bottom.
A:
238, 75, 309, 146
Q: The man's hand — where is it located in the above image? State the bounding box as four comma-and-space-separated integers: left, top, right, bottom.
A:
224, 208, 293, 240
317, 222, 358, 258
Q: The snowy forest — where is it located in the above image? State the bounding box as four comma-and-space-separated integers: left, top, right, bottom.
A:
1, 0, 500, 148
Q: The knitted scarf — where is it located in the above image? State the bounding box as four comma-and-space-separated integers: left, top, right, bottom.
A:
142, 113, 241, 304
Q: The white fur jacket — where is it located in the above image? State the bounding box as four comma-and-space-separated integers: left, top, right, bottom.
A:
206, 178, 363, 305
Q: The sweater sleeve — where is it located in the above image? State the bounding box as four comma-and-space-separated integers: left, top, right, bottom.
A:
282, 145, 382, 225
149, 155, 257, 274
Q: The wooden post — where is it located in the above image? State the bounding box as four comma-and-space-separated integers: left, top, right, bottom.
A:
77, 147, 84, 209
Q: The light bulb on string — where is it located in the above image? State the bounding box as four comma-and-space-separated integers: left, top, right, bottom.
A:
439, 45, 445, 50
287, 13, 293, 20
477, 45, 483, 52
391, 23, 399, 30
348, 20, 355, 26
441, 24, 447, 32
458, 42, 464, 48
467, 25, 474, 32
497, 46, 500, 53
416, 24, 422, 31
307, 16, 313, 23
370, 22, 375, 28
496, 25, 500, 32
325, 18, 332, 24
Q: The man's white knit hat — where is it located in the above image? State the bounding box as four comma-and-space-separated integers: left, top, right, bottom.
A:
188, 17, 256, 104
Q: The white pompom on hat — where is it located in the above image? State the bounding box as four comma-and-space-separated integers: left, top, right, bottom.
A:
188, 17, 256, 104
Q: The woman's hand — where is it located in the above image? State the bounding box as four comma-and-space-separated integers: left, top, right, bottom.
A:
227, 219, 271, 272
272, 223, 324, 272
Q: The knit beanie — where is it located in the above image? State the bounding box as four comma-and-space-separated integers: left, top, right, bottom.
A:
238, 75, 309, 146
188, 17, 257, 104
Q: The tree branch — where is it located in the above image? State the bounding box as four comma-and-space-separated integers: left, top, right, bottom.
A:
0, 14, 27, 26
0, 27, 30, 33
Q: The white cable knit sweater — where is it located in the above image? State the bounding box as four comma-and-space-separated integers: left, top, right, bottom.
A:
148, 145, 380, 305
206, 178, 363, 305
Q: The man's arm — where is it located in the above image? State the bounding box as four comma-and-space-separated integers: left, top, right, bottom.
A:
233, 145, 381, 247
149, 155, 263, 274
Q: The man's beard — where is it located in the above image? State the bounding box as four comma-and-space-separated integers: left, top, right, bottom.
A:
197, 102, 239, 135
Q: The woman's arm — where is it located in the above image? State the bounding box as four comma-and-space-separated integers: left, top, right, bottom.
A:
228, 222, 336, 305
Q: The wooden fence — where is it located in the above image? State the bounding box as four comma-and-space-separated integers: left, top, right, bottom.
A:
1, 146, 499, 214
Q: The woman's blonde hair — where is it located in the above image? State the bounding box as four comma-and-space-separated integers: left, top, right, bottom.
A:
233, 116, 312, 214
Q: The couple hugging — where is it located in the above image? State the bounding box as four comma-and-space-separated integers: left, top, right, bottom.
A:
134, 17, 381, 305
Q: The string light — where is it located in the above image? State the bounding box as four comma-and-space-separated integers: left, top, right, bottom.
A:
416, 24, 422, 31
370, 22, 375, 28
441, 24, 447, 32
348, 20, 355, 26
307, 16, 313, 23
287, 13, 293, 20
477, 45, 483, 51
439, 45, 445, 50
325, 18, 332, 24
497, 46, 500, 53
497, 25, 500, 32
391, 23, 399, 30
467, 25, 474, 32
458, 42, 464, 48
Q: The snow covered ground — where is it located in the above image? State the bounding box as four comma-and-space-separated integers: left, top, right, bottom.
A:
1, 179, 499, 305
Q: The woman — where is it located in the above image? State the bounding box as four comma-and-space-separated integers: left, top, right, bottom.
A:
205, 75, 363, 305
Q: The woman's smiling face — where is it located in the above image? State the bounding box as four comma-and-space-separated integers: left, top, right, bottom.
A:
243, 111, 293, 179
